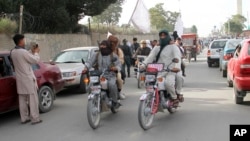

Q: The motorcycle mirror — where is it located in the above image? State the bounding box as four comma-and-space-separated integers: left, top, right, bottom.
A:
82, 58, 85, 64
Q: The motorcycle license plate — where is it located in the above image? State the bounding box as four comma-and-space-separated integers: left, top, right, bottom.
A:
90, 86, 101, 94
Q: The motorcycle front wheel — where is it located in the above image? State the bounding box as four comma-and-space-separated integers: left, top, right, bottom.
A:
137, 74, 142, 89
87, 96, 101, 129
138, 95, 155, 130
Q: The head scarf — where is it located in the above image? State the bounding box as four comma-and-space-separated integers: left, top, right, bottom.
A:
108, 35, 119, 51
159, 29, 171, 49
100, 40, 112, 56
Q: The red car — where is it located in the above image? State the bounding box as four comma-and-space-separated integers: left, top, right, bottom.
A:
0, 51, 64, 114
227, 39, 250, 104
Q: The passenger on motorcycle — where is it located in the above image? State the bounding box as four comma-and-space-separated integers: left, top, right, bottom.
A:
84, 40, 121, 107
140, 30, 182, 103
108, 35, 126, 100
134, 40, 151, 58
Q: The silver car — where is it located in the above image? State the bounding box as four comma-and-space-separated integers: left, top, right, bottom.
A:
207, 39, 228, 67
52, 46, 99, 93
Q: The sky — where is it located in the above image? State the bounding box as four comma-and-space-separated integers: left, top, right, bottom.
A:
79, 0, 250, 37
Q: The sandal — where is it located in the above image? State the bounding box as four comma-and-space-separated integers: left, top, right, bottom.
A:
31, 120, 42, 125
177, 94, 184, 102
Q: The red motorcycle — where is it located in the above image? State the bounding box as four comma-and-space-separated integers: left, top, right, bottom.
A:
138, 60, 183, 130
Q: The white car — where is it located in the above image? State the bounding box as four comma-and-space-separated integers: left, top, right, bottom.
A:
52, 46, 99, 93
207, 39, 228, 67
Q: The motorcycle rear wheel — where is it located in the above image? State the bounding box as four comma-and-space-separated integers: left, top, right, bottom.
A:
87, 97, 101, 129
138, 96, 154, 130
167, 100, 178, 114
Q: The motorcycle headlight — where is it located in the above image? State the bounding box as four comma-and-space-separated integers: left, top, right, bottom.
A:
90, 76, 99, 83
145, 75, 155, 82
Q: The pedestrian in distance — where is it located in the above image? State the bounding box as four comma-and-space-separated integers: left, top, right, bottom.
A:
120, 39, 132, 77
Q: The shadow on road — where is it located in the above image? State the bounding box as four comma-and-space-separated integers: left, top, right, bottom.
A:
56, 88, 86, 97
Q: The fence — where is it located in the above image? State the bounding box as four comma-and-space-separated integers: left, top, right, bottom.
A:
0, 33, 158, 61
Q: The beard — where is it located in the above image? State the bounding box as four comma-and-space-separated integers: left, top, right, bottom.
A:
100, 47, 112, 56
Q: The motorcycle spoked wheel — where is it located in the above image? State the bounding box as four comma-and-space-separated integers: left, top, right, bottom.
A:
87, 95, 101, 129
138, 94, 155, 130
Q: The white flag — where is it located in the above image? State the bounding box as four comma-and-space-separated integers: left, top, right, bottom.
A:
174, 15, 184, 37
130, 0, 150, 33
107, 31, 112, 39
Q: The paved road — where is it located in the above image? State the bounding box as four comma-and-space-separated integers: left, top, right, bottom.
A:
1, 51, 250, 141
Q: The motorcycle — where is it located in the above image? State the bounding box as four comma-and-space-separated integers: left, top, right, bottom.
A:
82, 60, 120, 129
138, 59, 183, 130
134, 55, 147, 89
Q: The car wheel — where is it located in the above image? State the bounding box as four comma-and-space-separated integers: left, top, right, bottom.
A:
208, 63, 212, 67
38, 86, 54, 113
222, 70, 227, 78
79, 74, 88, 94
233, 84, 245, 104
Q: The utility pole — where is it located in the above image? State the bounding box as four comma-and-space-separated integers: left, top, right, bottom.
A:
19, 5, 23, 34
88, 17, 93, 45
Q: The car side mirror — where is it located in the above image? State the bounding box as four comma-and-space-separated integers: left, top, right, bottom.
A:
82, 59, 85, 64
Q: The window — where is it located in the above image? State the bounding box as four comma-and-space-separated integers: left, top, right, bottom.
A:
211, 41, 227, 49
227, 40, 242, 49
32, 64, 40, 71
0, 56, 11, 77
53, 50, 89, 63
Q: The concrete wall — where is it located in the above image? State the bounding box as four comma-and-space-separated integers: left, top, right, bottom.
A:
1, 33, 158, 61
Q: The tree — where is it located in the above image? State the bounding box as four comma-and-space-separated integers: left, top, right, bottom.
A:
0, 0, 119, 33
92, 0, 123, 27
191, 25, 198, 33
224, 14, 247, 35
149, 3, 179, 31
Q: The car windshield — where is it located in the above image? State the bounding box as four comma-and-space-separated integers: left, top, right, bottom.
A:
211, 41, 227, 49
227, 40, 242, 49
53, 50, 89, 63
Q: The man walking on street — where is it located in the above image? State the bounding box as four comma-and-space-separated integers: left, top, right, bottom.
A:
131, 37, 140, 66
120, 39, 132, 77
11, 34, 42, 125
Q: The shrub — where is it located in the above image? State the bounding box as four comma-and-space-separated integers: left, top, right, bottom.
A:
0, 18, 18, 34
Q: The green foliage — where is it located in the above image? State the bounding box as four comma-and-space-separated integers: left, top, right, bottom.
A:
0, 18, 17, 34
224, 14, 247, 34
0, 0, 119, 33
191, 25, 198, 33
149, 3, 179, 31
92, 0, 123, 26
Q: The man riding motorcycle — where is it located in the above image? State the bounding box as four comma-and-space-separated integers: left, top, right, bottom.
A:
134, 40, 151, 67
140, 30, 182, 103
134, 40, 151, 58
84, 40, 121, 107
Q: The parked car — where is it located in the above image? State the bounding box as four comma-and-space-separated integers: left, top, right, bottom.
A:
207, 39, 228, 67
52, 46, 99, 93
227, 39, 250, 104
0, 51, 64, 114
219, 39, 242, 77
